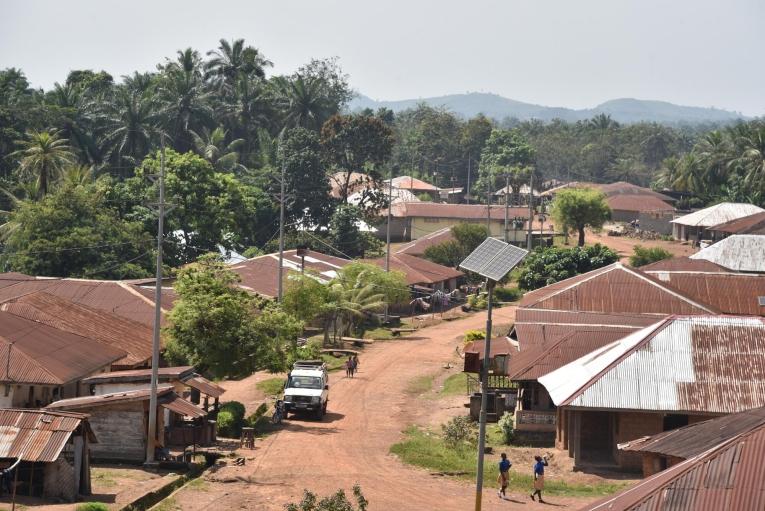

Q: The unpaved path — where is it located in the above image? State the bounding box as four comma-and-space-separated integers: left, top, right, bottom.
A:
170, 306, 598, 510
586, 228, 695, 263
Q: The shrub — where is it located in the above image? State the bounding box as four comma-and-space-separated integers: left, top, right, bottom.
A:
246, 403, 271, 432
286, 485, 368, 511
466, 294, 487, 310
493, 286, 522, 302
442, 416, 477, 448
629, 245, 673, 267
517, 244, 619, 291
220, 401, 245, 421
498, 412, 515, 444
463, 330, 486, 344
417, 192, 433, 202
216, 410, 236, 437
76, 504, 109, 511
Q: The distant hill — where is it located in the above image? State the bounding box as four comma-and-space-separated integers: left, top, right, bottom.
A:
348, 92, 745, 125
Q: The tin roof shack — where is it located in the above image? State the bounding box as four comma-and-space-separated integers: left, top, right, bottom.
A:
709, 210, 765, 238
83, 367, 225, 413
670, 202, 764, 242
689, 234, 765, 273
539, 316, 765, 472
0, 310, 127, 409
365, 253, 464, 291
584, 409, 765, 511
0, 292, 154, 369
462, 337, 517, 423
619, 406, 765, 478
0, 409, 95, 502
46, 387, 209, 462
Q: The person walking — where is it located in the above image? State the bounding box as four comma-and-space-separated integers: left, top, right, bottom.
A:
350, 355, 357, 378
352, 354, 359, 372
530, 455, 548, 503
345, 357, 353, 378
497, 452, 512, 499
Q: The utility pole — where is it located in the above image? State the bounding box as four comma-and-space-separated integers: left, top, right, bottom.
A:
486, 170, 492, 236
277, 159, 286, 302
503, 173, 510, 242
466, 154, 471, 205
146, 139, 167, 466
384, 165, 395, 323
474, 279, 495, 511
527, 171, 534, 251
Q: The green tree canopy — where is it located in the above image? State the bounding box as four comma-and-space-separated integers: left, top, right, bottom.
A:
550, 187, 611, 246
423, 223, 488, 269
1, 181, 153, 278
629, 245, 673, 267
517, 244, 619, 291
338, 261, 409, 307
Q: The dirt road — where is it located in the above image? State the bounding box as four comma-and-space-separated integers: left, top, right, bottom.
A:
171, 307, 597, 511
586, 228, 695, 263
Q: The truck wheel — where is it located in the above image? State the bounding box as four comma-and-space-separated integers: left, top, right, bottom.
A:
315, 406, 324, 421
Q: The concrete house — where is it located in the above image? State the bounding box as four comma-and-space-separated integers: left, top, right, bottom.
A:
689, 234, 765, 273
539, 316, 765, 471
670, 202, 764, 242
365, 253, 463, 291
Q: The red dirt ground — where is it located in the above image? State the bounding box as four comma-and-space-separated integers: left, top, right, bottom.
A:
168, 307, 606, 510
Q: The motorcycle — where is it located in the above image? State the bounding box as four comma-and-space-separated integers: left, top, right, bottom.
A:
271, 399, 285, 425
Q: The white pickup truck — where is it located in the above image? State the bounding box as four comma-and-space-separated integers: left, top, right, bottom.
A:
283, 360, 329, 420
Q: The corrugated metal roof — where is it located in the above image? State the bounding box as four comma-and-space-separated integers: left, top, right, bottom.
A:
463, 338, 515, 358
158, 392, 207, 418
0, 274, 175, 327
0, 409, 93, 462
388, 202, 528, 221
365, 253, 463, 285
584, 420, 765, 511
670, 202, 765, 227
82, 366, 195, 384
0, 310, 127, 385
518, 264, 717, 315
0, 292, 154, 368
606, 194, 674, 213
508, 327, 637, 381
639, 257, 732, 273
689, 235, 765, 272
646, 272, 765, 315
541, 316, 765, 414
230, 249, 351, 298
710, 211, 765, 235
329, 172, 372, 199
619, 406, 765, 459
46, 385, 175, 409
391, 175, 439, 191
396, 227, 454, 256
183, 375, 225, 398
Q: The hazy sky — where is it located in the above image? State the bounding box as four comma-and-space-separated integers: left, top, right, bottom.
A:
1, 0, 762, 115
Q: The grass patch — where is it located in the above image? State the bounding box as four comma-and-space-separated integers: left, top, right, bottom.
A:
321, 354, 348, 372
360, 326, 394, 340
256, 377, 285, 397
91, 469, 118, 488
406, 374, 434, 395
440, 373, 468, 396
391, 427, 628, 497
185, 478, 209, 491
151, 497, 180, 511
76, 504, 109, 511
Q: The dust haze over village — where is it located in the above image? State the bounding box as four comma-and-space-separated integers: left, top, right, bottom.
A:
0, 0, 763, 510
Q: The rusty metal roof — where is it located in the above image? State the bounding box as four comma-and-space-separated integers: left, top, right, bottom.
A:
640, 257, 732, 273
365, 253, 463, 285
619, 406, 765, 460
396, 227, 454, 256
391, 175, 439, 191
518, 264, 718, 315
606, 194, 674, 213
183, 375, 225, 398
0, 292, 154, 368
388, 202, 528, 221
689, 235, 765, 273
541, 316, 765, 414
0, 274, 175, 327
46, 385, 175, 410
671, 202, 765, 227
0, 409, 95, 462
710, 211, 765, 235
584, 419, 765, 511
0, 310, 127, 385
230, 249, 351, 298
646, 272, 765, 315
463, 337, 515, 358
508, 327, 637, 381
158, 392, 207, 418
82, 366, 195, 385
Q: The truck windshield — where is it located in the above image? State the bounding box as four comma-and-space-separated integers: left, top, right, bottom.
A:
288, 376, 323, 390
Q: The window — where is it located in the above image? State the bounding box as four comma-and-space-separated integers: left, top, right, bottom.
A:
287, 376, 323, 390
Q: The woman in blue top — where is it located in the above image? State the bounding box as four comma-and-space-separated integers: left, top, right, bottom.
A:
530, 455, 548, 503
497, 453, 511, 499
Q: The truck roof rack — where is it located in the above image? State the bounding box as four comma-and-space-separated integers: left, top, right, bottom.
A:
293, 360, 327, 370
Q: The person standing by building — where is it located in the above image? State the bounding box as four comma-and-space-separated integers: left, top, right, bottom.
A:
497, 452, 512, 499
530, 455, 548, 503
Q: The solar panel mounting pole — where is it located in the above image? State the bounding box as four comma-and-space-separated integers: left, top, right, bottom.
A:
503, 173, 510, 242
527, 171, 534, 250
146, 138, 166, 466
486, 169, 491, 236
384, 165, 395, 323
474, 278, 495, 511
277, 155, 286, 302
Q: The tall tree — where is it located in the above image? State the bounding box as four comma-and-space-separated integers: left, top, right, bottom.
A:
550, 187, 611, 246
10, 130, 74, 196
205, 38, 272, 91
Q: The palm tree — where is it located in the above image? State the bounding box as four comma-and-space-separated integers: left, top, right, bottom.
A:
696, 131, 731, 186
205, 38, 272, 91
654, 156, 680, 190
273, 74, 336, 130
672, 153, 707, 194
158, 48, 213, 151
190, 127, 246, 173
587, 113, 619, 132
732, 123, 765, 191
60, 164, 95, 187
323, 278, 385, 345
9, 130, 74, 196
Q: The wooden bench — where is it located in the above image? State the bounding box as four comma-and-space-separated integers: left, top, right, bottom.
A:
340, 337, 375, 347
390, 328, 417, 337
321, 348, 360, 357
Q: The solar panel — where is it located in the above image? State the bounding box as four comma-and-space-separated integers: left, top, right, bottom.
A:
459, 238, 529, 281
459, 238, 507, 274
480, 244, 528, 281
